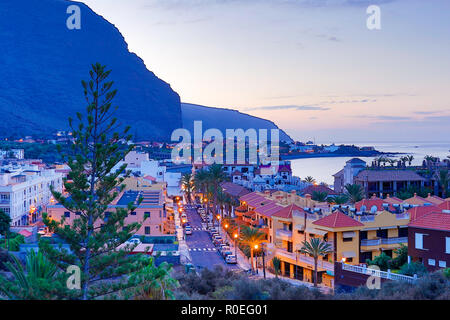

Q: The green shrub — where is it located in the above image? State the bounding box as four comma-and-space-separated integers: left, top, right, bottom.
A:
399, 262, 428, 277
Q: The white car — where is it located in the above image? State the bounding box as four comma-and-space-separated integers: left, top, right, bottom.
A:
126, 238, 142, 245
225, 255, 237, 264
185, 226, 192, 235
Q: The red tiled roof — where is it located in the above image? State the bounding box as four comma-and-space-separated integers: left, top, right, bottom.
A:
425, 194, 445, 205
272, 204, 305, 219
313, 211, 364, 229
384, 195, 403, 204
301, 185, 338, 196
18, 230, 32, 237
438, 200, 450, 211
408, 212, 450, 232
355, 170, 426, 182
255, 202, 284, 217
220, 182, 250, 197
407, 205, 440, 221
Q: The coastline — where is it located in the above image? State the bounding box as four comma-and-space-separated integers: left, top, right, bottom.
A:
280, 151, 401, 160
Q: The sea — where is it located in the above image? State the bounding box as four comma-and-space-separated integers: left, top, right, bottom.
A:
290, 141, 450, 186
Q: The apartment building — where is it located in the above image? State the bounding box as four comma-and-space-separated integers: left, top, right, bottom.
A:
408, 200, 450, 271
0, 163, 63, 226
47, 180, 175, 237
236, 190, 448, 288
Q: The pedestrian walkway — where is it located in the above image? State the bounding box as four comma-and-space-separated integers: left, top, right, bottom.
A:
188, 247, 217, 252
174, 206, 192, 264
191, 227, 207, 231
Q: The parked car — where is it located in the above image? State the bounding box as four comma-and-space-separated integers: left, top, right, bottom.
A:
213, 237, 223, 246
185, 226, 192, 235
222, 250, 233, 258
218, 245, 230, 254
126, 238, 142, 245
225, 255, 237, 264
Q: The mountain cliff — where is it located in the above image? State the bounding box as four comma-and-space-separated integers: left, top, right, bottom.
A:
0, 0, 182, 140
181, 103, 293, 142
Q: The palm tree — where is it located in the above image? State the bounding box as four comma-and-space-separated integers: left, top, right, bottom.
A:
240, 226, 266, 272
304, 176, 316, 184
387, 158, 396, 167
406, 155, 414, 166
272, 257, 281, 278
344, 184, 364, 203
327, 194, 348, 205
181, 173, 194, 204
312, 191, 328, 202
207, 164, 227, 221
193, 168, 210, 208
0, 250, 64, 299
299, 238, 333, 287
434, 169, 450, 198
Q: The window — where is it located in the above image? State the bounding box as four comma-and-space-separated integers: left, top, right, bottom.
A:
343, 237, 353, 242
145, 226, 151, 235
131, 211, 136, 216
75, 212, 81, 216
428, 259, 435, 266
346, 257, 353, 263
64, 212, 70, 218
415, 233, 424, 249
159, 210, 162, 218
446, 237, 450, 254
376, 229, 388, 238
439, 261, 447, 268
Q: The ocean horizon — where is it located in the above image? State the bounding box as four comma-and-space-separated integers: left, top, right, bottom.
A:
290, 141, 450, 186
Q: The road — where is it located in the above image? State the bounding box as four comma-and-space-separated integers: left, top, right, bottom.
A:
183, 204, 240, 272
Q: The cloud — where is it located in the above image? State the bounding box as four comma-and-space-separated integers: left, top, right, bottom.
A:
145, 0, 400, 10
246, 105, 330, 111
352, 115, 413, 121
413, 110, 446, 115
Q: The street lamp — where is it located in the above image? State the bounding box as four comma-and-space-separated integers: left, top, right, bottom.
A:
254, 244, 259, 274
233, 233, 238, 257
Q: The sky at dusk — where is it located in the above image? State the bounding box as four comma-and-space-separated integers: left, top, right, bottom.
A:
79, 0, 450, 143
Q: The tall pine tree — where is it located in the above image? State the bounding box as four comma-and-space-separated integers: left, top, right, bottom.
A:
41, 63, 161, 300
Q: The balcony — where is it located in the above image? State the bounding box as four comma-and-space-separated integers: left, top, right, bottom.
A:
276, 229, 292, 241
381, 237, 408, 245
275, 248, 334, 272
0, 199, 10, 204
361, 238, 381, 246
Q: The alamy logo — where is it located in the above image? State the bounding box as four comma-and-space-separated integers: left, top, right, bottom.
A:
66, 265, 81, 290
66, 5, 81, 30
366, 265, 381, 289
366, 5, 381, 30
171, 121, 280, 174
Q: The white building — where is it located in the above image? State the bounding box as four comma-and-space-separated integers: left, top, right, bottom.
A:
112, 151, 181, 190
0, 164, 63, 226
0, 149, 25, 160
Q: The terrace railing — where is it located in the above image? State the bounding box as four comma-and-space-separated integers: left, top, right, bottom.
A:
361, 238, 381, 246
381, 237, 408, 245
342, 263, 417, 283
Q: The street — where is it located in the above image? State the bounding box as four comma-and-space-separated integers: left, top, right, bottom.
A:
183, 204, 240, 272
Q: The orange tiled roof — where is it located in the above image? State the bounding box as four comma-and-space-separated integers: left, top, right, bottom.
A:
408, 212, 450, 232
407, 205, 440, 221
404, 194, 428, 206
425, 194, 445, 205
313, 211, 364, 229
272, 204, 305, 219
438, 200, 450, 211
